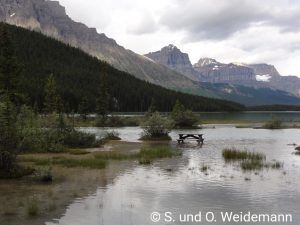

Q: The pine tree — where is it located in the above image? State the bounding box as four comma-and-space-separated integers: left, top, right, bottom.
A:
44, 74, 63, 114
171, 99, 185, 119
78, 96, 89, 120
0, 26, 20, 174
171, 99, 199, 128
146, 97, 158, 117
96, 74, 110, 122
0, 24, 21, 104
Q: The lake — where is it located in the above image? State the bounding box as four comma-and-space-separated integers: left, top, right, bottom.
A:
46, 125, 300, 225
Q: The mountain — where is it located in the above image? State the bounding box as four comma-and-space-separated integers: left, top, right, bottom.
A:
0, 0, 198, 91
194, 58, 256, 85
1, 23, 244, 112
198, 60, 300, 97
145, 43, 300, 98
145, 44, 199, 81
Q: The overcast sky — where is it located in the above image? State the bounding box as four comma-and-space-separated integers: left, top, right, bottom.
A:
58, 0, 300, 76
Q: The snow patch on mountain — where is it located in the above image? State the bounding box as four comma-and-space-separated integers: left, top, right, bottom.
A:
256, 74, 271, 82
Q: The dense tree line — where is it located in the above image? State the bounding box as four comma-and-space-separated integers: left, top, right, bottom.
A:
1, 23, 244, 113
248, 105, 300, 111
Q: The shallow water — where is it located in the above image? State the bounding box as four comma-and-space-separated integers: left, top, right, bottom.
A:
46, 126, 300, 225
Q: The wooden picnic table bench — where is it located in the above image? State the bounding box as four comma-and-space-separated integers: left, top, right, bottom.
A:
177, 134, 204, 144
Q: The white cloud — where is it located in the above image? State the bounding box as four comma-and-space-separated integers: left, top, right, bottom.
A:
57, 0, 300, 76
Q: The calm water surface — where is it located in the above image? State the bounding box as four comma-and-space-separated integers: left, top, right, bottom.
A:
48, 126, 300, 225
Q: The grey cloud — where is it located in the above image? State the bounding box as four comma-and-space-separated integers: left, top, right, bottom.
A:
127, 13, 159, 35
159, 0, 300, 42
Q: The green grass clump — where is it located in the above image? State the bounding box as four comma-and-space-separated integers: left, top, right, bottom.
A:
222, 148, 265, 161
19, 155, 107, 169
94, 147, 181, 162
223, 148, 284, 171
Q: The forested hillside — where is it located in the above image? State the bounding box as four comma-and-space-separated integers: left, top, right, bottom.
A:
1, 23, 244, 112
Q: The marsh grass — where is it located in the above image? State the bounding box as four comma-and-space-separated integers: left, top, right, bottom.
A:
19, 155, 107, 169
95, 146, 181, 161
241, 159, 264, 171
222, 148, 265, 161
222, 148, 283, 171
262, 118, 283, 129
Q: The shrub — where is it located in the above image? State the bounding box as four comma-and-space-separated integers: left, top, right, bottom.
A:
63, 129, 96, 148
140, 112, 174, 140
103, 131, 121, 140
295, 146, 300, 151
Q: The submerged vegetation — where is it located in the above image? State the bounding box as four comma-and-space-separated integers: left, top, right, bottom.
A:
222, 148, 283, 171
262, 118, 283, 129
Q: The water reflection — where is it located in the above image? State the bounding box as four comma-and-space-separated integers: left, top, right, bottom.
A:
48, 126, 300, 225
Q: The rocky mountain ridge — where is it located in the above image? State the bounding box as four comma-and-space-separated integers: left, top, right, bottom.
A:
145, 45, 300, 97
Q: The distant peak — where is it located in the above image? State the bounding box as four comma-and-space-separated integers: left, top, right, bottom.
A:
162, 44, 179, 51
195, 58, 219, 67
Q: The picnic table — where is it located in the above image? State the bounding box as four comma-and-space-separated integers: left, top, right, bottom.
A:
177, 134, 204, 144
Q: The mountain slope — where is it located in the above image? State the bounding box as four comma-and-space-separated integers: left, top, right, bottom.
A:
1, 23, 244, 112
0, 0, 198, 90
